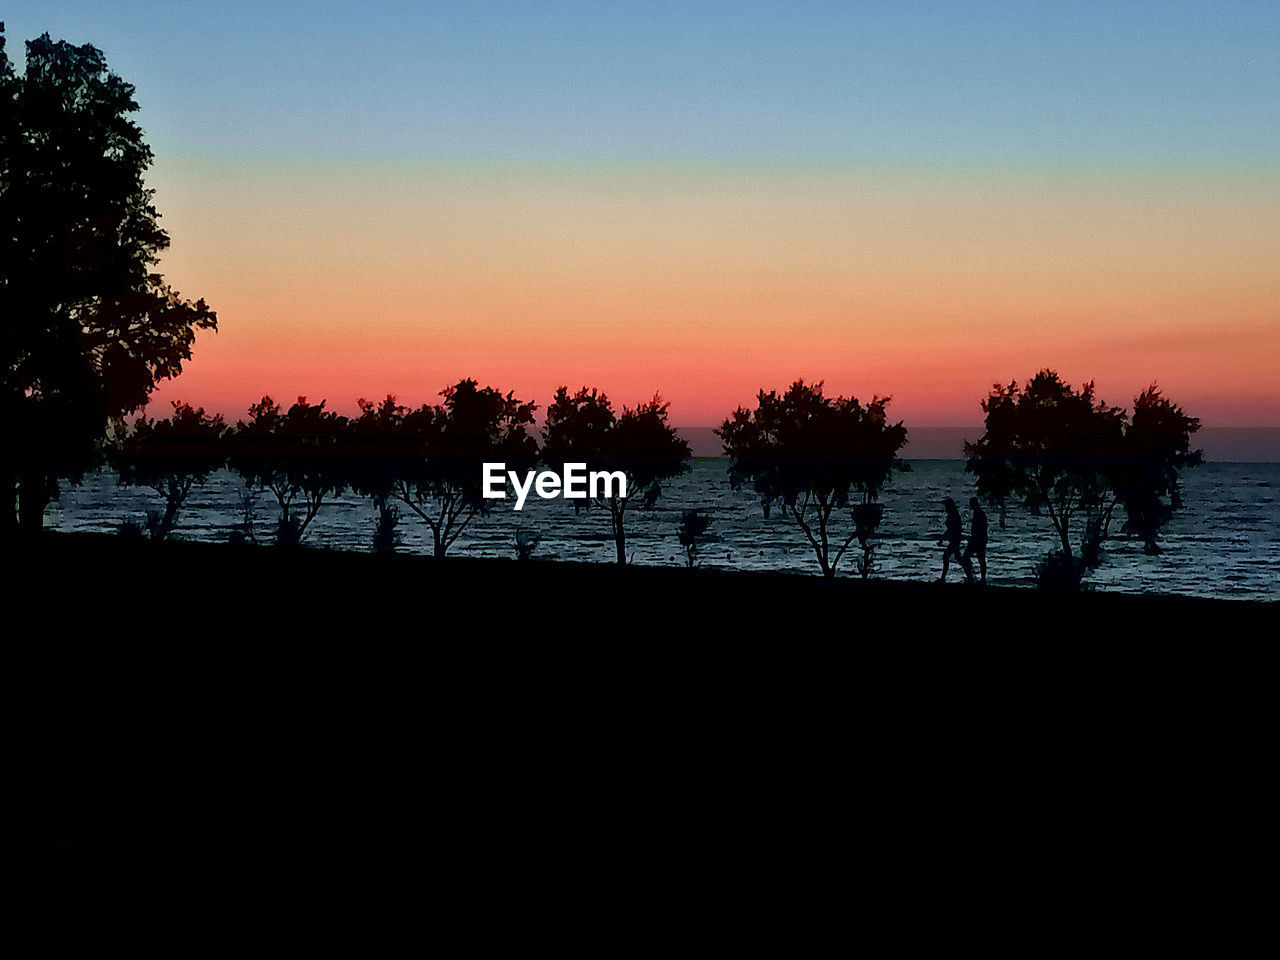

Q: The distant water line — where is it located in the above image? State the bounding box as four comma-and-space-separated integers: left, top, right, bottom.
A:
49, 460, 1280, 600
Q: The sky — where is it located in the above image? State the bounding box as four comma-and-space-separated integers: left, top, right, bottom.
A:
11, 1, 1280, 425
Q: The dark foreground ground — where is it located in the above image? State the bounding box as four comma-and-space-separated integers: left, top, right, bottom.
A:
13, 534, 1276, 951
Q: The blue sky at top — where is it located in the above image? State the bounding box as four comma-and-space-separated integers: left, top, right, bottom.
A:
8, 0, 1279, 165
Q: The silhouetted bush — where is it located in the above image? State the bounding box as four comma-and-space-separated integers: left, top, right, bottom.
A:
372, 498, 400, 554
1034, 550, 1088, 591
514, 527, 540, 561
718, 380, 908, 578
677, 510, 711, 568
117, 518, 145, 540
274, 514, 304, 548
542, 387, 691, 566
965, 371, 1200, 588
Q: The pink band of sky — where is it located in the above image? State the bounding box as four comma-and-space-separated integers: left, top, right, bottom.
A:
148, 161, 1278, 426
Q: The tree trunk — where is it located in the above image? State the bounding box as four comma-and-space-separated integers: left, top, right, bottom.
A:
817, 500, 833, 577
298, 496, 323, 537
1057, 520, 1072, 559
433, 531, 446, 559
156, 496, 180, 540
611, 499, 626, 566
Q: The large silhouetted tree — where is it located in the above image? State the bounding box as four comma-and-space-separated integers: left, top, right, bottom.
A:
227, 397, 348, 544
113, 401, 226, 540
542, 387, 690, 566
1, 29, 216, 536
350, 381, 537, 558
964, 371, 1200, 587
718, 380, 908, 579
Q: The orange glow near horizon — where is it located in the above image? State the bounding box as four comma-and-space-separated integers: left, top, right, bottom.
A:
145, 161, 1280, 426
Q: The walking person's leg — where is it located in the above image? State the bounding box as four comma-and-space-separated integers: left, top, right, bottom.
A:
940, 544, 958, 581
941, 543, 962, 582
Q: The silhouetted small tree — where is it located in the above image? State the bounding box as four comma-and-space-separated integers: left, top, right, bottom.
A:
227, 396, 348, 545
542, 387, 691, 566
677, 510, 711, 568
718, 380, 908, 579
113, 401, 226, 540
964, 371, 1200, 587
1113, 387, 1203, 554
348, 382, 537, 558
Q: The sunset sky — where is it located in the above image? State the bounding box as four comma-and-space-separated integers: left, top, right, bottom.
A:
14, 1, 1280, 425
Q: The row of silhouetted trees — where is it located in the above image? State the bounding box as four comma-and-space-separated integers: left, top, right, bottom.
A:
105, 373, 1203, 587
2, 30, 1204, 587
113, 381, 691, 567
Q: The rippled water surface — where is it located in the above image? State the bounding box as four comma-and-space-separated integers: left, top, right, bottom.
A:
49, 460, 1279, 600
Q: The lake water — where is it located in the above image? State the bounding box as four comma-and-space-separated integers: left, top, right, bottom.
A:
48, 460, 1279, 600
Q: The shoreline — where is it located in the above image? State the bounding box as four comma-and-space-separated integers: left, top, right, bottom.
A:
17, 530, 1273, 613
45, 458, 1279, 601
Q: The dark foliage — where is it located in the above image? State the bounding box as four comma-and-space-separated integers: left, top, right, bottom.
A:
718, 380, 908, 578
1034, 549, 1088, 591
542, 387, 691, 565
1, 29, 215, 535
1115, 387, 1204, 554
514, 526, 540, 561
116, 517, 144, 539
850, 501, 885, 580
346, 381, 537, 558
676, 509, 712, 568
965, 371, 1201, 586
113, 401, 226, 540
226, 396, 348, 544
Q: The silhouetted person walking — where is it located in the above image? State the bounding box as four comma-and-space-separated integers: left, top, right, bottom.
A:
963, 496, 988, 584
938, 498, 969, 582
